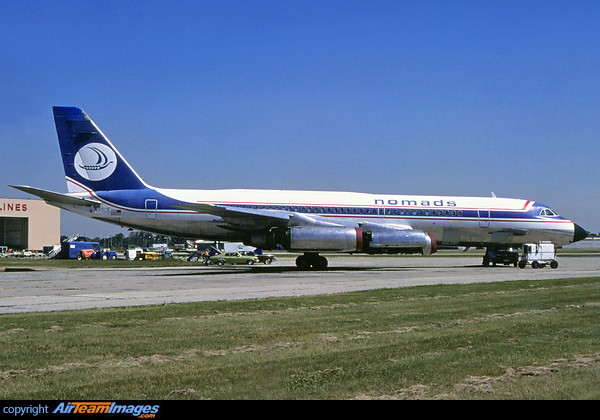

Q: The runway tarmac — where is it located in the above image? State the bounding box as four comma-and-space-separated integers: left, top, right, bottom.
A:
1, 255, 599, 313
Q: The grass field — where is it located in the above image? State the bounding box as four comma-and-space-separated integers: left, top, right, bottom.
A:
1, 274, 599, 399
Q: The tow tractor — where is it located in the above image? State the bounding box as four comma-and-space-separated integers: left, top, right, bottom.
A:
518, 241, 558, 269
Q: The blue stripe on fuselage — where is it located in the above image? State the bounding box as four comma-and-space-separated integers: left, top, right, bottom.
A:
86, 190, 566, 226
93, 189, 181, 212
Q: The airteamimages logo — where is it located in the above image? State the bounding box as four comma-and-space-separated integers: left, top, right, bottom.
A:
52, 401, 160, 417
74, 143, 117, 181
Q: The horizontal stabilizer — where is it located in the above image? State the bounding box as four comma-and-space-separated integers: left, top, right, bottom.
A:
9, 185, 101, 207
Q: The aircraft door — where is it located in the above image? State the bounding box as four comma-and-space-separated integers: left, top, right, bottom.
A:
478, 209, 490, 228
145, 199, 158, 219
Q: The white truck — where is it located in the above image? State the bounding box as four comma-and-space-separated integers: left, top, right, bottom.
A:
518, 241, 558, 269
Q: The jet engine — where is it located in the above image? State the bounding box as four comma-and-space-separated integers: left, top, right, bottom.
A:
365, 229, 437, 255
248, 226, 436, 255
249, 226, 363, 253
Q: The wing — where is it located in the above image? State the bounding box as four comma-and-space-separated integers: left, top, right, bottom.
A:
172, 202, 413, 232
172, 202, 348, 230
10, 185, 101, 207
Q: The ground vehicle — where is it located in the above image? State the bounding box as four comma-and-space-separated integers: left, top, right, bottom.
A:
76, 248, 118, 260
136, 251, 159, 260
76, 249, 96, 260
518, 242, 558, 269
209, 252, 259, 266
61, 241, 100, 259
483, 248, 519, 267
92, 249, 118, 260
239, 251, 277, 264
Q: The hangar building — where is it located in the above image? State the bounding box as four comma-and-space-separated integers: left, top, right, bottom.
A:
0, 197, 60, 251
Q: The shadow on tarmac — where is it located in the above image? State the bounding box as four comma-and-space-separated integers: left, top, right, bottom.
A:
154, 263, 514, 276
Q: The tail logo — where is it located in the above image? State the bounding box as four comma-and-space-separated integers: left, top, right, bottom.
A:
74, 143, 117, 181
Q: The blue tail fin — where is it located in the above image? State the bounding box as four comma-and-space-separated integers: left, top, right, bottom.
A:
53, 107, 148, 193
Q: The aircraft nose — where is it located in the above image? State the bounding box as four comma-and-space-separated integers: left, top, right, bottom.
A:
573, 224, 588, 243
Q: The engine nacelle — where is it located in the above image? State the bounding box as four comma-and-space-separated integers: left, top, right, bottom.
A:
290, 226, 363, 252
247, 226, 436, 255
367, 230, 437, 255
248, 227, 363, 252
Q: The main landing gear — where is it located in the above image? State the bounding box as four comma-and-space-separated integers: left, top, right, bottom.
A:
295, 252, 328, 270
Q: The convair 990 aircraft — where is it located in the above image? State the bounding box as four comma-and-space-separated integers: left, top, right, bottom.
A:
12, 107, 587, 269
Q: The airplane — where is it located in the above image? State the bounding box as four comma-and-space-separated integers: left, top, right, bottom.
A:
11, 106, 588, 269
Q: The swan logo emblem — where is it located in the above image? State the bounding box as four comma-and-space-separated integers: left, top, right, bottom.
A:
74, 143, 117, 181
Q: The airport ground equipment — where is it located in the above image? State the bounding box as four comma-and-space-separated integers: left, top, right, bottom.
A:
518, 242, 558, 269
92, 249, 118, 260
76, 249, 96, 260
483, 248, 519, 266
76, 248, 118, 260
60, 241, 118, 260
60, 241, 100, 259
134, 250, 159, 260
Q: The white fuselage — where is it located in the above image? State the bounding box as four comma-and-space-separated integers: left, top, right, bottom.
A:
61, 185, 577, 248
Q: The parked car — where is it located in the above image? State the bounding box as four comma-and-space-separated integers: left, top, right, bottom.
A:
239, 251, 277, 264
209, 252, 259, 266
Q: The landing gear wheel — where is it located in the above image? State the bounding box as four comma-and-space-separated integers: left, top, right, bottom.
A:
314, 255, 328, 270
295, 255, 310, 269
295, 253, 328, 270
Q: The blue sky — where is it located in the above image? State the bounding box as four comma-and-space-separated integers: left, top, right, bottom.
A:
1, 0, 599, 237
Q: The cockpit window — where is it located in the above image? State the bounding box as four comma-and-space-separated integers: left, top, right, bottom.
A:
540, 208, 558, 217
